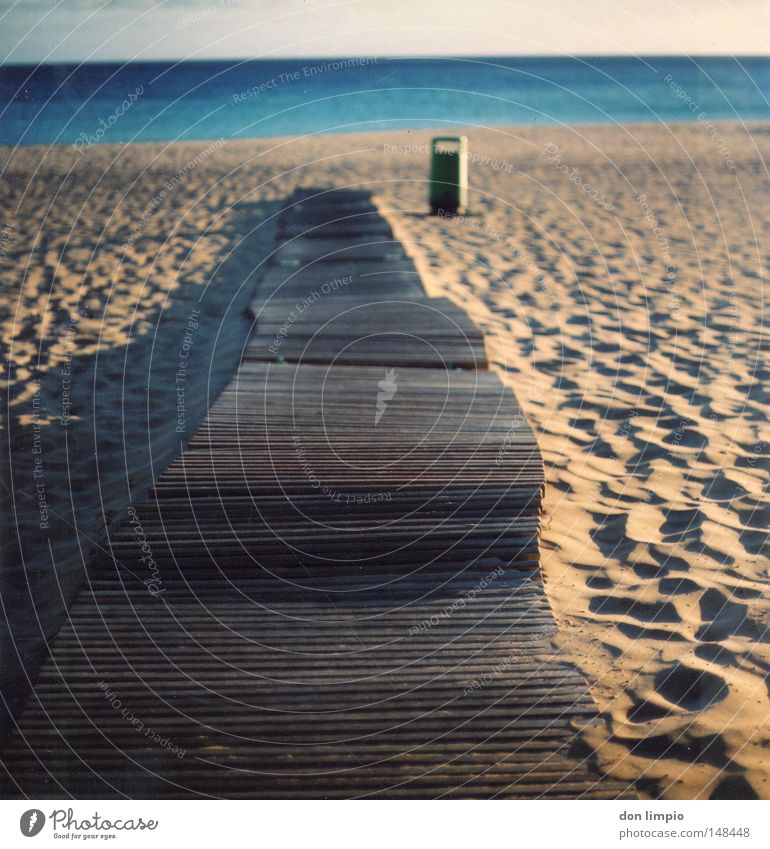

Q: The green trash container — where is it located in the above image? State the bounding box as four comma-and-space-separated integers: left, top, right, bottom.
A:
429, 136, 468, 215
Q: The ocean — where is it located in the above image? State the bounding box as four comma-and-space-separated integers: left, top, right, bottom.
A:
0, 55, 768, 147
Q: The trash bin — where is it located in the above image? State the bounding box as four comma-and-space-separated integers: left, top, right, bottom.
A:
429, 136, 468, 215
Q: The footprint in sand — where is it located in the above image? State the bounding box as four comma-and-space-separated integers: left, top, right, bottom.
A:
554, 375, 579, 391
659, 577, 701, 595
703, 469, 748, 502
729, 585, 763, 600
735, 380, 770, 404
647, 377, 711, 408
695, 643, 738, 667
627, 699, 672, 723
589, 511, 634, 559
734, 497, 770, 531
626, 440, 671, 467
660, 507, 706, 541
612, 729, 732, 771
585, 436, 616, 459
710, 775, 759, 800
738, 527, 769, 557
569, 417, 595, 431
593, 361, 634, 379
649, 545, 690, 572
589, 594, 681, 624
696, 587, 766, 642
661, 425, 709, 450
586, 574, 613, 590
618, 622, 687, 643
654, 662, 728, 711
631, 562, 669, 579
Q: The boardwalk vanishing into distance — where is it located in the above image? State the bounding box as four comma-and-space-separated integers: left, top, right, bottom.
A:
1, 188, 635, 798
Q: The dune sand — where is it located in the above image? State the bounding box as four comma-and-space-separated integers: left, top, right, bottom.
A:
1, 122, 768, 798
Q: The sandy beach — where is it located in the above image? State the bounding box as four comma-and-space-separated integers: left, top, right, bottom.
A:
1, 121, 769, 798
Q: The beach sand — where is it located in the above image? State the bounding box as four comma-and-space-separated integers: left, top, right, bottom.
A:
1, 122, 769, 798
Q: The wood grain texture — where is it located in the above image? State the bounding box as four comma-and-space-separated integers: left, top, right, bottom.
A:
0, 188, 635, 799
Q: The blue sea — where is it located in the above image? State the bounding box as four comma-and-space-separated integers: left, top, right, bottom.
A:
0, 56, 768, 147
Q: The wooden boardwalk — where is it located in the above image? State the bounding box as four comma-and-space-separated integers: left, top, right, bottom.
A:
0, 188, 633, 799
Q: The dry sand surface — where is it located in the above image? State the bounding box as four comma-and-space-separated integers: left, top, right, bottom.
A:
1, 122, 769, 798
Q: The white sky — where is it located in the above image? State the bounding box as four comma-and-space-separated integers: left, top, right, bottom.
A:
0, 0, 768, 64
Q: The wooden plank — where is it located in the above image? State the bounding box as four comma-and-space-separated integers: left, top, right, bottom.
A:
0, 187, 634, 800
279, 220, 394, 240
